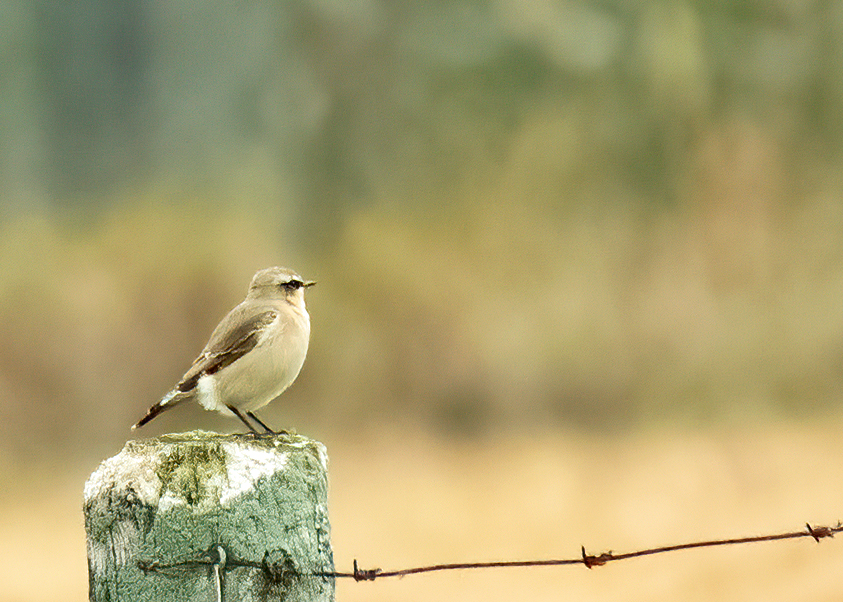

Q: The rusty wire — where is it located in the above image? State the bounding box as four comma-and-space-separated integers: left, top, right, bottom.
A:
137, 521, 841, 583
331, 522, 842, 581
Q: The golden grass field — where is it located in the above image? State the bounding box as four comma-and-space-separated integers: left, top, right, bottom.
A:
3, 416, 842, 602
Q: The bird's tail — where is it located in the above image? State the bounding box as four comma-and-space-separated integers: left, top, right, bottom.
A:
131, 389, 190, 430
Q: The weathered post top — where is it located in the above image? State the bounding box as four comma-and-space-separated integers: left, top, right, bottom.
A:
84, 430, 334, 602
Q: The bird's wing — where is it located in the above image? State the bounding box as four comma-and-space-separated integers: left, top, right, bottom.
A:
176, 305, 279, 392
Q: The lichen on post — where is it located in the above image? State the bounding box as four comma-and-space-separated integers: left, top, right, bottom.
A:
84, 430, 334, 602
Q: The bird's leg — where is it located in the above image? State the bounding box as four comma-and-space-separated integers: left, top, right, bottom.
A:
247, 411, 287, 435
226, 405, 259, 434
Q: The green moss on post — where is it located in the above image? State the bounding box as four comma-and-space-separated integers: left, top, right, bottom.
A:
84, 430, 334, 602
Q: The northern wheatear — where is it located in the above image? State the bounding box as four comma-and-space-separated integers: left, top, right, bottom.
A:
132, 267, 315, 433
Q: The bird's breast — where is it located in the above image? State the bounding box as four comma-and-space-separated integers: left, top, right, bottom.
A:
220, 308, 310, 411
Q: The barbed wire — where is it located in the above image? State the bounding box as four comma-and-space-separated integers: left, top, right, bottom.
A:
335, 521, 842, 580
137, 520, 842, 583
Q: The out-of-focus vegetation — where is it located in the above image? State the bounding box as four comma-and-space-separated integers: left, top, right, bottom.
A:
2, 0, 843, 460
4, 1, 843, 600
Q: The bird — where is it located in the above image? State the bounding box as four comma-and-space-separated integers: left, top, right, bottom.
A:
132, 267, 315, 434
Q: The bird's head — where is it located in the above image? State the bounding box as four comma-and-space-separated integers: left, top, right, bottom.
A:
247, 266, 316, 308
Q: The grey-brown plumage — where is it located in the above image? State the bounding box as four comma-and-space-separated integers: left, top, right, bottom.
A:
132, 267, 315, 433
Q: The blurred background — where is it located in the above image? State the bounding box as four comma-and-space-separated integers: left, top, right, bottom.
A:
3, 0, 843, 600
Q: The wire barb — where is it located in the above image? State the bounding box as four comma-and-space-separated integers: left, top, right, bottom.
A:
581, 546, 611, 569
806, 522, 834, 542
352, 559, 382, 581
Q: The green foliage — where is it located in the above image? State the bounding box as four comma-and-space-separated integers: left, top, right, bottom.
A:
2, 1, 843, 457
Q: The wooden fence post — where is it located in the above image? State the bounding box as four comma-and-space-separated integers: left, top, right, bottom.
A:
84, 430, 334, 601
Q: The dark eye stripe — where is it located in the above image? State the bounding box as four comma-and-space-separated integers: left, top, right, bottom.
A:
281, 280, 303, 290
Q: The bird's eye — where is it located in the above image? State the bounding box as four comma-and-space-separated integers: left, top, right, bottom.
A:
282, 280, 303, 291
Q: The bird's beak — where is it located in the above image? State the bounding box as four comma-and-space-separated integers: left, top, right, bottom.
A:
303, 280, 317, 288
